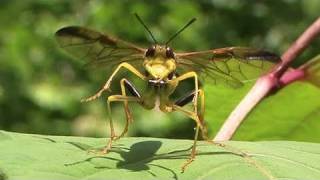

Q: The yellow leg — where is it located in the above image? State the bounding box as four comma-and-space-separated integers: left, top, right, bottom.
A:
102, 95, 139, 154
81, 62, 146, 102
172, 89, 208, 172
170, 71, 207, 139
173, 89, 208, 139
198, 89, 208, 139
118, 79, 133, 138
173, 104, 203, 130
172, 72, 199, 115
181, 125, 200, 173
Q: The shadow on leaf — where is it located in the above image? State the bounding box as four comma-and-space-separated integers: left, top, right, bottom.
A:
64, 140, 242, 180
65, 140, 184, 179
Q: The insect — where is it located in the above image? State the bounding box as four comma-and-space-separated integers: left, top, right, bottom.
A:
55, 14, 280, 172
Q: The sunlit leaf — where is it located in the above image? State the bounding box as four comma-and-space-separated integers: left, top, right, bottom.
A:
1, 131, 320, 180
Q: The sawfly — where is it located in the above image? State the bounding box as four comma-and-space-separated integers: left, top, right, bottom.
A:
55, 14, 280, 172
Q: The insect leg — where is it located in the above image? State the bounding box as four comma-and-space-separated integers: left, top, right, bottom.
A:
102, 95, 140, 154
172, 88, 208, 172
198, 89, 207, 139
118, 78, 141, 138
171, 70, 207, 139
122, 78, 141, 99
174, 90, 195, 107
181, 124, 200, 173
172, 105, 205, 172
82, 62, 146, 102
172, 72, 199, 115
174, 89, 207, 138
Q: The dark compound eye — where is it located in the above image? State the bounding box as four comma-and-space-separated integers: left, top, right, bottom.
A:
145, 46, 156, 57
167, 71, 175, 80
166, 47, 175, 59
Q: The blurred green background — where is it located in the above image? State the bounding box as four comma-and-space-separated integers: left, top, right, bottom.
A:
0, 0, 320, 141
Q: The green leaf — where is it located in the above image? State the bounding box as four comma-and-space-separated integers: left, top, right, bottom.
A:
303, 54, 320, 87
1, 131, 320, 180
233, 82, 320, 142
205, 82, 320, 142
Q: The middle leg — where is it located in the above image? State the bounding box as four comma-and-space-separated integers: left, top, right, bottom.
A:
103, 95, 140, 154
174, 89, 208, 139
172, 88, 208, 172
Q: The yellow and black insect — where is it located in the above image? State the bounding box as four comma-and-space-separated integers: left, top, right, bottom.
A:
55, 14, 280, 171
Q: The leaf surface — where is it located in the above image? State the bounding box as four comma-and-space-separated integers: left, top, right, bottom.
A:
0, 131, 320, 180
205, 82, 320, 142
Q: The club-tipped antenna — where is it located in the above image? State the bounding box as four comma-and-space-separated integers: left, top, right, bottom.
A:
165, 18, 196, 46
134, 13, 158, 44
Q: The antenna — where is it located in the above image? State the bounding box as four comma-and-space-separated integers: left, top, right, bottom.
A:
165, 18, 196, 46
134, 13, 158, 44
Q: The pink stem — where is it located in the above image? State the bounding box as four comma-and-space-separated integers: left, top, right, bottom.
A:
214, 17, 320, 141
281, 17, 320, 64
279, 69, 305, 85
214, 75, 276, 141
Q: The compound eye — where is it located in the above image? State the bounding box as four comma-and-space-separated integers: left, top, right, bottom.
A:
166, 47, 175, 59
145, 46, 155, 57
167, 71, 175, 80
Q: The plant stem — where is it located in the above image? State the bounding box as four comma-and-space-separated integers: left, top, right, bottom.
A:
214, 17, 320, 141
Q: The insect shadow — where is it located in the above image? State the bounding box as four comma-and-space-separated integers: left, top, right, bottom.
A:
65, 140, 181, 179
65, 140, 243, 180
29, 136, 244, 179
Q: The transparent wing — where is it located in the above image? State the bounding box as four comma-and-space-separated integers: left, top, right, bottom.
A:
55, 26, 146, 69
176, 47, 281, 87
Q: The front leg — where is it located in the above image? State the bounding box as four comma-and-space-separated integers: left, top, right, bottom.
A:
81, 62, 146, 102
171, 72, 199, 114
173, 89, 207, 139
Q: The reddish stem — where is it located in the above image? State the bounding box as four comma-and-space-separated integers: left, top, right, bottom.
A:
214, 17, 320, 141
279, 69, 305, 85
281, 17, 320, 64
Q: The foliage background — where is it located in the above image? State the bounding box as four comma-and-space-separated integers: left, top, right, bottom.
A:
0, 0, 319, 141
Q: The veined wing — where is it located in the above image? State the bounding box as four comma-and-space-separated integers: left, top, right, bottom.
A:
55, 26, 146, 68
176, 47, 281, 87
